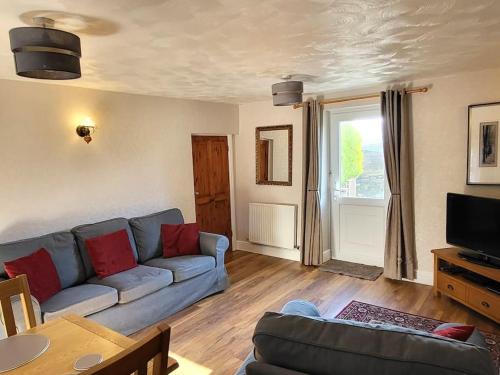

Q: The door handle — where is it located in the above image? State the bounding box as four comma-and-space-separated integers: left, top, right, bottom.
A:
195, 192, 200, 196
332, 188, 341, 201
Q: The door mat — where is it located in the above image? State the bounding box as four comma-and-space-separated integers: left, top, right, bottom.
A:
319, 259, 383, 281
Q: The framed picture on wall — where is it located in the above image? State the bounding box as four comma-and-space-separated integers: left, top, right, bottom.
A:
468, 102, 500, 184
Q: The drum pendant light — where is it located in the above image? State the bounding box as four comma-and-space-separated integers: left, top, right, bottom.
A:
9, 17, 81, 80
271, 77, 303, 106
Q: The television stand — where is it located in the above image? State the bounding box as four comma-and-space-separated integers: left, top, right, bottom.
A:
432, 248, 499, 323
458, 251, 500, 269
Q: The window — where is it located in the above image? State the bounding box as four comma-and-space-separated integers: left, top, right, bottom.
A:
338, 116, 384, 199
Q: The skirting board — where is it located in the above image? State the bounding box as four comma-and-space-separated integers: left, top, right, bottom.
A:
322, 249, 331, 263
236, 241, 300, 262
410, 270, 433, 286
236, 241, 433, 285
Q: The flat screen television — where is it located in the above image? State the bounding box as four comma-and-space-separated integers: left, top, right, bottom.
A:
447, 193, 500, 267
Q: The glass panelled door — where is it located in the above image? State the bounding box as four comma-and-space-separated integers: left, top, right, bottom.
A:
330, 105, 387, 266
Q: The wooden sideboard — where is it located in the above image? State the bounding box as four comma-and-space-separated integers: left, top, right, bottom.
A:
432, 248, 500, 323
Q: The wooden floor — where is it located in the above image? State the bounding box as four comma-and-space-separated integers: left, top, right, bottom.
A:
132, 250, 499, 375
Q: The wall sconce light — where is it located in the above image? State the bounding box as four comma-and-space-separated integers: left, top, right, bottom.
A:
76, 117, 96, 143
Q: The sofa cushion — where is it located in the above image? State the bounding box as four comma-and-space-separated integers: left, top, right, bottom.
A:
281, 300, 321, 317
0, 231, 85, 289
5, 248, 62, 303
434, 325, 475, 342
161, 223, 201, 258
144, 255, 215, 282
72, 218, 139, 279
129, 209, 184, 263
435, 323, 488, 349
253, 312, 496, 375
88, 265, 173, 304
86, 229, 138, 278
41, 284, 118, 321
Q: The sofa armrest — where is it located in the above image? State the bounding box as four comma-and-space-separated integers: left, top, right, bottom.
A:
199, 232, 229, 266
0, 294, 42, 339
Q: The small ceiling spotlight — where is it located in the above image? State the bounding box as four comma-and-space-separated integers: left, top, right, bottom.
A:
271, 75, 303, 106
76, 118, 95, 144
9, 16, 82, 80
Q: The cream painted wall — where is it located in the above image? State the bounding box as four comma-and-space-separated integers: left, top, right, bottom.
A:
235, 101, 303, 248
3, 66, 500, 281
235, 67, 500, 283
0, 79, 238, 243
412, 67, 500, 279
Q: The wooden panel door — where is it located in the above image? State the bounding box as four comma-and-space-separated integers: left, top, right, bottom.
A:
192, 136, 232, 249
258, 140, 269, 182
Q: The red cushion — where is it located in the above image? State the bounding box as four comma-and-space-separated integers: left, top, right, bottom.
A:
433, 325, 475, 341
161, 223, 201, 258
4, 248, 61, 303
85, 229, 137, 279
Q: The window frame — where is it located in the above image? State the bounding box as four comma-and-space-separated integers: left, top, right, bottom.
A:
329, 104, 388, 206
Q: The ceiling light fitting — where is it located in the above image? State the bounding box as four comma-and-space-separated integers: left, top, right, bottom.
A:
9, 16, 82, 80
271, 77, 303, 106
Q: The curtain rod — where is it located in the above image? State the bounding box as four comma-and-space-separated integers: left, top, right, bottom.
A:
293, 86, 429, 109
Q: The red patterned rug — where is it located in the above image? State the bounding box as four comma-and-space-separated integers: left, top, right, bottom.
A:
335, 300, 500, 369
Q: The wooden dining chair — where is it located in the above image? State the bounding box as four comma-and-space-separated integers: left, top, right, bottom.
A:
82, 323, 172, 375
0, 274, 37, 337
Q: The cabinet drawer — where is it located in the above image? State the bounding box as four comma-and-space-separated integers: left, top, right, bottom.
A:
437, 273, 467, 301
467, 288, 500, 321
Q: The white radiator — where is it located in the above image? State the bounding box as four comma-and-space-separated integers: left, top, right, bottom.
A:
249, 203, 297, 249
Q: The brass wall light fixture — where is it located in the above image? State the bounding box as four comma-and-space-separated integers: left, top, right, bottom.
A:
76, 117, 95, 143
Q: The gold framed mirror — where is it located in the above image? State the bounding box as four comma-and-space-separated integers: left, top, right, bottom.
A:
255, 124, 292, 185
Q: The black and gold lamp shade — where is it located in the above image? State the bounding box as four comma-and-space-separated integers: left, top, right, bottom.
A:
9, 26, 81, 80
271, 80, 303, 106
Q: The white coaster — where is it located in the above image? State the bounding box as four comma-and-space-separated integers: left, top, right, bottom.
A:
0, 334, 50, 373
73, 353, 103, 371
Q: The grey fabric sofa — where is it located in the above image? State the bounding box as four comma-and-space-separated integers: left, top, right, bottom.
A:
236, 300, 496, 375
0, 208, 229, 336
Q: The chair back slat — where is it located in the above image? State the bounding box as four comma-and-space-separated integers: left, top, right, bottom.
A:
0, 275, 37, 336
18, 275, 36, 330
0, 297, 17, 337
82, 323, 171, 375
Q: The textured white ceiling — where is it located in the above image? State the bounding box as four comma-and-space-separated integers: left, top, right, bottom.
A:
1, 0, 500, 103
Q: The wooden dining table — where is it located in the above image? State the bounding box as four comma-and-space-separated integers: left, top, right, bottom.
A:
4, 314, 178, 374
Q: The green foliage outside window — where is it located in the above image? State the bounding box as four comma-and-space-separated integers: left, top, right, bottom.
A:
341, 124, 364, 184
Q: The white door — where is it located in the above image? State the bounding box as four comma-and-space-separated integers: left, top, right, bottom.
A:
330, 105, 387, 267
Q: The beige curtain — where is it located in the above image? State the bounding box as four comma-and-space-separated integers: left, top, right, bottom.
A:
302, 99, 323, 266
381, 90, 417, 280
